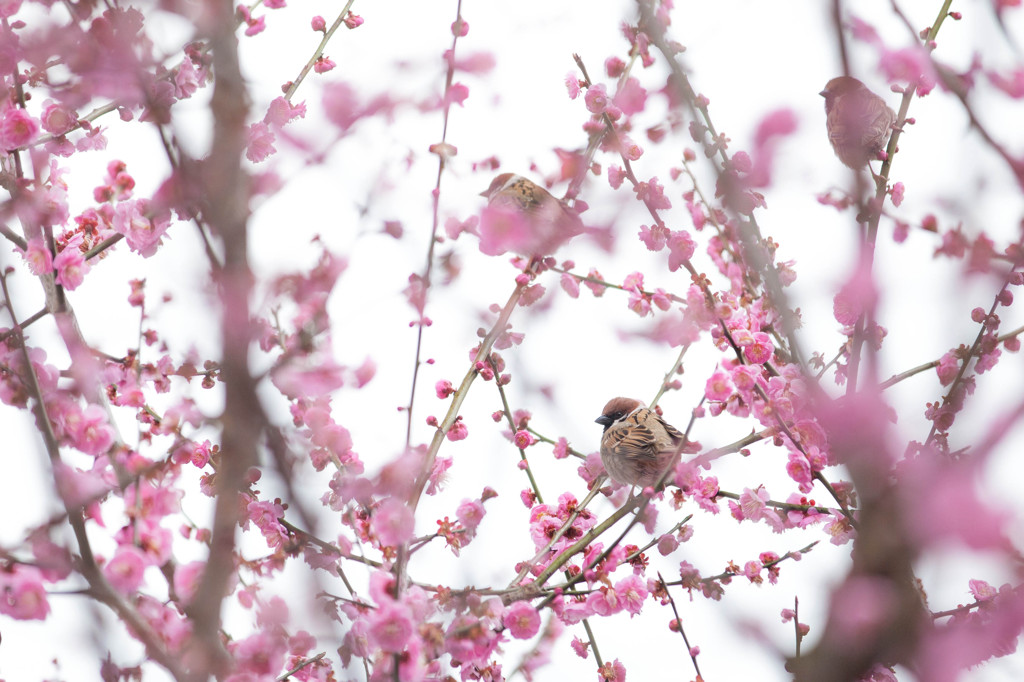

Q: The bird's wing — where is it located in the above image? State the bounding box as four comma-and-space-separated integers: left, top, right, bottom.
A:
605, 410, 685, 459
604, 421, 662, 459
657, 415, 686, 448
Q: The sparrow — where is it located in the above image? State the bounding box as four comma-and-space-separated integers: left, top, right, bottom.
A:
479, 173, 568, 218
595, 397, 686, 489
819, 77, 896, 170
478, 173, 583, 256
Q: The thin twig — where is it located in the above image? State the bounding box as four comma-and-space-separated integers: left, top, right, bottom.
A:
658, 572, 703, 679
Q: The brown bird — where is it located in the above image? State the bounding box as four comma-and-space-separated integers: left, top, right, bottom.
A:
595, 397, 685, 489
478, 173, 583, 256
820, 76, 896, 169
479, 173, 580, 226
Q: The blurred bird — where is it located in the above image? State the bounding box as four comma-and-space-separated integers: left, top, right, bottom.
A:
595, 397, 685, 489
479, 173, 579, 226
478, 173, 583, 256
820, 76, 896, 170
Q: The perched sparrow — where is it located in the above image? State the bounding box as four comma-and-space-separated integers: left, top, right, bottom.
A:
478, 173, 583, 256
479, 173, 569, 218
595, 397, 686, 489
820, 76, 896, 169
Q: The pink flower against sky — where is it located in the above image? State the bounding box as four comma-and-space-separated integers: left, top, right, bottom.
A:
22, 237, 52, 275
68, 404, 114, 456
0, 106, 38, 148
40, 100, 76, 135
313, 55, 335, 74
584, 83, 609, 114
739, 486, 770, 522
0, 567, 50, 620
503, 600, 541, 639
565, 73, 581, 99
111, 199, 171, 257
245, 122, 275, 162
103, 545, 149, 594
705, 370, 734, 402
667, 230, 696, 270
456, 499, 485, 531
598, 659, 627, 681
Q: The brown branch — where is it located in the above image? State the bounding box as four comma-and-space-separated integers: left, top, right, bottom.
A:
183, 5, 259, 678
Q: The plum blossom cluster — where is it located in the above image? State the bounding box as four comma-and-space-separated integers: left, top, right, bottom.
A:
522, 492, 599, 573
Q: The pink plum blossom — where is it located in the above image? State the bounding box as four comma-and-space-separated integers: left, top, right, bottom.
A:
598, 659, 627, 681
68, 404, 114, 455
0, 567, 50, 620
739, 486, 770, 522
368, 602, 414, 652
503, 600, 541, 639
565, 73, 581, 99
0, 107, 38, 148
21, 237, 53, 275
705, 370, 734, 401
245, 122, 275, 162
615, 574, 648, 615
103, 545, 149, 593
446, 418, 468, 441
513, 430, 536, 448
53, 238, 89, 290
373, 498, 415, 546
657, 533, 679, 555
585, 83, 609, 113
313, 56, 335, 73
571, 636, 590, 658
40, 100, 76, 135
456, 499, 485, 531
111, 199, 171, 257
743, 332, 774, 364
667, 230, 696, 270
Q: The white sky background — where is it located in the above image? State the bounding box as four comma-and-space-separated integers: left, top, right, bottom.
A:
3, 0, 1024, 680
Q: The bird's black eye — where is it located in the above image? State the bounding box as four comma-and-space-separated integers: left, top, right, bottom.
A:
595, 409, 629, 430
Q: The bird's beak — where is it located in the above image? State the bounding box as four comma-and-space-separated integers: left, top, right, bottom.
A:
818, 90, 827, 98
595, 415, 613, 427
479, 190, 489, 198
